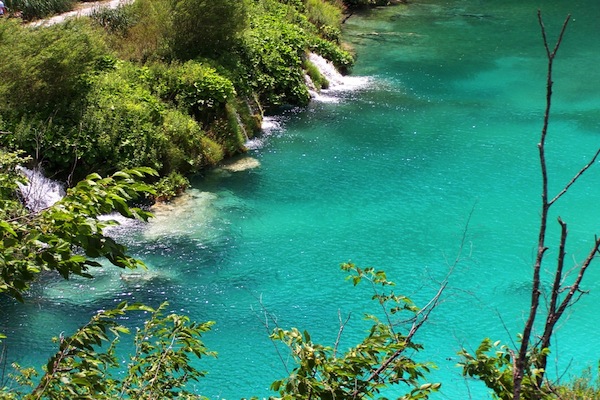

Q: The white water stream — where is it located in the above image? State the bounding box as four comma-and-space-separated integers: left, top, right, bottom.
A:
16, 166, 65, 213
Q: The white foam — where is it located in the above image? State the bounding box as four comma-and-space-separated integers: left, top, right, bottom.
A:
245, 116, 286, 150
308, 53, 373, 99
16, 166, 65, 212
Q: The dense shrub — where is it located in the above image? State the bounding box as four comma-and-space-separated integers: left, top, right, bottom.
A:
79, 62, 228, 176
89, 4, 136, 35
5, 0, 74, 20
78, 64, 167, 174
153, 171, 190, 201
148, 61, 237, 124
310, 36, 354, 73
305, 0, 343, 42
4, 118, 80, 176
242, 12, 310, 106
109, 0, 172, 62
171, 0, 249, 60
0, 19, 111, 121
160, 109, 206, 173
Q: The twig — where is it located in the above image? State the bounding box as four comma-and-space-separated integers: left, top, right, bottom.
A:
333, 310, 352, 357
250, 294, 290, 375
549, 148, 600, 206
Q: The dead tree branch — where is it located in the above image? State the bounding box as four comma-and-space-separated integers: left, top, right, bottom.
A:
513, 10, 600, 399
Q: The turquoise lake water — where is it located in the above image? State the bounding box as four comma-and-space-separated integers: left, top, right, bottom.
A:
3, 0, 600, 398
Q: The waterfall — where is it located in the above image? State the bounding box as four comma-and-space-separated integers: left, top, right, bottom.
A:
250, 54, 372, 148
16, 166, 65, 213
307, 53, 372, 103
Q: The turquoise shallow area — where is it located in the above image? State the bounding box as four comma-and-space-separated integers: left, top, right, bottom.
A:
2, 1, 600, 398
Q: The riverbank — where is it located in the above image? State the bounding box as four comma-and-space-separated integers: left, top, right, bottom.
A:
1, 0, 359, 199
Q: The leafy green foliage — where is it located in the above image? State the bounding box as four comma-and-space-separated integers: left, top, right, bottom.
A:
3, 302, 215, 399
267, 263, 440, 399
0, 166, 156, 302
0, 151, 29, 220
5, 0, 74, 21
148, 61, 237, 124
0, 19, 111, 121
458, 339, 551, 400
111, 0, 173, 62
556, 364, 600, 399
171, 0, 249, 61
153, 171, 190, 201
159, 109, 208, 173
310, 36, 354, 73
241, 5, 311, 106
79, 64, 167, 173
305, 0, 343, 42
121, 303, 215, 399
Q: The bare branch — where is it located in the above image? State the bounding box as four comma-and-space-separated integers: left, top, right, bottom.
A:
333, 310, 352, 357
549, 148, 600, 206
513, 12, 571, 400
250, 294, 290, 375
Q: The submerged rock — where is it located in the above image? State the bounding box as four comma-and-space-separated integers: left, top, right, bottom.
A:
218, 156, 261, 173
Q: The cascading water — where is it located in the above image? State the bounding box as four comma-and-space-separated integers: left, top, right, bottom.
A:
307, 52, 372, 102
247, 53, 371, 150
16, 166, 65, 213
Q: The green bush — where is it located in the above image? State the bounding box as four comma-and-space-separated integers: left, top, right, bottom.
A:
6, 0, 74, 20
4, 118, 79, 176
153, 172, 190, 201
175, 62, 237, 122
0, 150, 29, 219
241, 12, 310, 106
0, 19, 111, 121
147, 61, 236, 124
304, 58, 329, 90
79, 64, 167, 175
306, 0, 342, 28
200, 136, 224, 166
89, 4, 136, 35
111, 0, 173, 62
310, 36, 354, 73
160, 109, 206, 173
171, 0, 249, 60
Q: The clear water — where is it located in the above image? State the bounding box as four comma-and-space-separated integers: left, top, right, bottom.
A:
3, 1, 600, 398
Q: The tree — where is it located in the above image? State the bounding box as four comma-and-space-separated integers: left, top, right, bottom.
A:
0, 155, 219, 398
460, 11, 600, 399
255, 261, 460, 399
0, 153, 156, 302
171, 0, 249, 61
2, 302, 215, 399
0, 19, 111, 121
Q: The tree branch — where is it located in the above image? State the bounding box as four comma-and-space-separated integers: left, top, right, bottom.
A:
549, 148, 600, 206
513, 11, 571, 400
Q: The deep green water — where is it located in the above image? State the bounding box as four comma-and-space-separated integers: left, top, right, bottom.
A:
3, 1, 600, 398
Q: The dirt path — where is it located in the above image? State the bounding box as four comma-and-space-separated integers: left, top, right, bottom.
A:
29, 0, 131, 27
